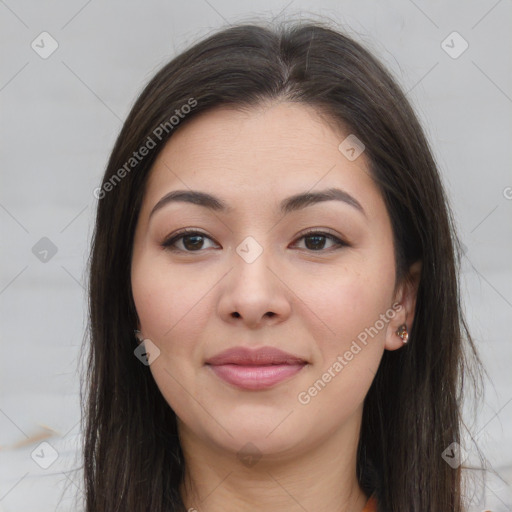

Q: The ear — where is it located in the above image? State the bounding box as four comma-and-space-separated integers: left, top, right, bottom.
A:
385, 260, 422, 351
134, 316, 143, 343
133, 309, 141, 332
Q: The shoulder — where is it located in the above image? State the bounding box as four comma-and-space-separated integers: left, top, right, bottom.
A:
362, 493, 378, 512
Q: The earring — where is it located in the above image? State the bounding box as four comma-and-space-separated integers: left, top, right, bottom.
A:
134, 329, 143, 342
396, 324, 408, 344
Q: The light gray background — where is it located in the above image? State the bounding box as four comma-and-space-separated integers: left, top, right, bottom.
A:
1, 1, 511, 510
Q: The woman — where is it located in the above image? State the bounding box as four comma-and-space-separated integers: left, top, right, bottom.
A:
81, 19, 486, 511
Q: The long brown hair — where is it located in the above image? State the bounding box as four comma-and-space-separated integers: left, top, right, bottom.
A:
80, 18, 487, 511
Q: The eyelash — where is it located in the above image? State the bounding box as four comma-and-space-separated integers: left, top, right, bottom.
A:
161, 228, 349, 254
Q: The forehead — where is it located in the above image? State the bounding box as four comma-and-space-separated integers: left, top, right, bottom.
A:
141, 101, 381, 218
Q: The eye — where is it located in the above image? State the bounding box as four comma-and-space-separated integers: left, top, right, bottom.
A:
161, 229, 219, 252
291, 230, 348, 252
161, 228, 348, 253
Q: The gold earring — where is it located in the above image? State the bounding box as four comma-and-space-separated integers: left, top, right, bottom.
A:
396, 324, 408, 344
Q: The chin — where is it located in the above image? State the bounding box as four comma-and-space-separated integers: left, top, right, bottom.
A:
195, 413, 306, 457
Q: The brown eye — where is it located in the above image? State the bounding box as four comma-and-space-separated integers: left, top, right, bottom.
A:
293, 231, 348, 252
162, 229, 218, 252
162, 229, 348, 254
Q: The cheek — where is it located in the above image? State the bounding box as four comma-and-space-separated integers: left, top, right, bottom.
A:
131, 257, 212, 414
291, 261, 394, 419
292, 252, 396, 349
131, 255, 213, 350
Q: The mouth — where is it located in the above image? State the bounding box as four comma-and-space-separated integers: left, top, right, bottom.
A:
205, 346, 308, 390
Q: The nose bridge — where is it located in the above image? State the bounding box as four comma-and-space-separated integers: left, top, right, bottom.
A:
217, 231, 291, 326
231, 233, 277, 292
235, 234, 266, 266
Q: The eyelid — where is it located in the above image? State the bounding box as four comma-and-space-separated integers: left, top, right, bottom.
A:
293, 226, 346, 242
161, 228, 218, 249
291, 227, 349, 251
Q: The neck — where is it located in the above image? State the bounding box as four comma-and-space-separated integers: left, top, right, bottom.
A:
178, 406, 368, 512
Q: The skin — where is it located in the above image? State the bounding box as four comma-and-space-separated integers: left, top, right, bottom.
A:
131, 101, 421, 512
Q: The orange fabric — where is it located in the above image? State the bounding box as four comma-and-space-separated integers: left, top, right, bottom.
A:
362, 493, 378, 512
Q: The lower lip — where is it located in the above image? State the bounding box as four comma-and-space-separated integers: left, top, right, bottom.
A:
207, 363, 306, 390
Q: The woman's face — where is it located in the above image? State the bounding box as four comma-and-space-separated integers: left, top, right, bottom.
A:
131, 101, 409, 460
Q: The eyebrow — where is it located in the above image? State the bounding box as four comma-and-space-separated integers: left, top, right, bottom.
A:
149, 187, 366, 220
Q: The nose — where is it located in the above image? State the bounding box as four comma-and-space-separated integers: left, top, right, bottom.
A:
216, 240, 292, 329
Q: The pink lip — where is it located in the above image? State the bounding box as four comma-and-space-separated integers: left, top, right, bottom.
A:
205, 346, 308, 390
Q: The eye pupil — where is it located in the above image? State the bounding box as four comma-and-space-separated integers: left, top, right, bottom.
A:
183, 235, 204, 250
305, 235, 326, 250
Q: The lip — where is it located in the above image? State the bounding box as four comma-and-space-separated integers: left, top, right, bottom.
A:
205, 346, 308, 390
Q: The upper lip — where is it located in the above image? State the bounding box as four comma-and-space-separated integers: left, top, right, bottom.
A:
205, 346, 307, 366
